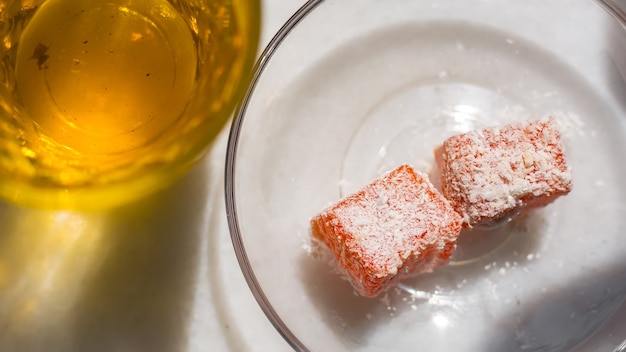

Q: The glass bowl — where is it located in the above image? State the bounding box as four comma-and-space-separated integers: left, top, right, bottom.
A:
226, 0, 626, 350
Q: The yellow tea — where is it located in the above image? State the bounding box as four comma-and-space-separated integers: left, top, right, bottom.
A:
0, 0, 260, 209
16, 0, 197, 155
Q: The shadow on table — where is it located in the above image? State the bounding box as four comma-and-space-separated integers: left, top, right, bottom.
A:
0, 157, 211, 352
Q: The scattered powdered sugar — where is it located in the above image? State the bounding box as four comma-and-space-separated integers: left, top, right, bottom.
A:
550, 111, 586, 138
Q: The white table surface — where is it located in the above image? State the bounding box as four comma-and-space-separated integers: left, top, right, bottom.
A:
1, 1, 625, 351
0, 2, 302, 351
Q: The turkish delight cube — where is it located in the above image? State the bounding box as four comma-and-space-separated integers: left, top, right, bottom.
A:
435, 117, 573, 228
310, 164, 462, 297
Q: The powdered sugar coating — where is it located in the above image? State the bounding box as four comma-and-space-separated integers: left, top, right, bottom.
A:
310, 164, 462, 297
435, 116, 572, 228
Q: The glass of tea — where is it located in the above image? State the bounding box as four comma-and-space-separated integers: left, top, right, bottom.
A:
0, 0, 260, 209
